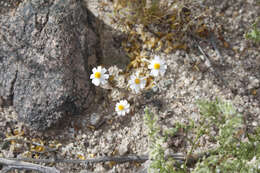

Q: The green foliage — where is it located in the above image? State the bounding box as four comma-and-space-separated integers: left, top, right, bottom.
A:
193, 100, 260, 173
245, 18, 260, 43
144, 100, 260, 173
144, 108, 176, 173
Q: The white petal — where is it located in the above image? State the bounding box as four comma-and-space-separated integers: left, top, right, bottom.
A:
151, 69, 159, 77
123, 100, 128, 105
101, 79, 107, 85
160, 69, 166, 76
90, 74, 95, 79
125, 108, 130, 113
140, 81, 146, 89
154, 55, 160, 61
154, 60, 160, 65
130, 75, 136, 80
97, 66, 102, 71
121, 100, 126, 105
130, 84, 135, 90
160, 59, 165, 64
104, 74, 109, 79
148, 64, 153, 70
160, 64, 167, 71
101, 68, 107, 73
124, 103, 130, 108
92, 68, 97, 73
92, 78, 100, 86
121, 111, 126, 116
117, 111, 122, 116
129, 80, 134, 86
134, 88, 140, 93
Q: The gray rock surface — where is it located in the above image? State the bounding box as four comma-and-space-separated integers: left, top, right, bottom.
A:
0, 0, 96, 130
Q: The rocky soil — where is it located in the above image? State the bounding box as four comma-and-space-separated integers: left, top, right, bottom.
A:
0, 0, 259, 172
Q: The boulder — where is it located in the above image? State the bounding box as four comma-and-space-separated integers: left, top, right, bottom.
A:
0, 0, 96, 130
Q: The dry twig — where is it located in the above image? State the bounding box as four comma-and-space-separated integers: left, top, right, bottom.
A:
189, 33, 228, 87
2, 154, 184, 165
0, 158, 60, 173
0, 151, 215, 172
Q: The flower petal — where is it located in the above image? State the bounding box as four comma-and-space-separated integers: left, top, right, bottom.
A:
151, 69, 159, 77
148, 64, 153, 69
102, 68, 107, 73
97, 66, 102, 71
92, 67, 97, 73
154, 55, 160, 61
125, 108, 130, 113
92, 78, 100, 86
104, 74, 109, 79
101, 79, 107, 85
90, 74, 95, 79
160, 69, 166, 76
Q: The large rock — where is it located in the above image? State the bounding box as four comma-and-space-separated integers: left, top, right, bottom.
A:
0, 0, 96, 130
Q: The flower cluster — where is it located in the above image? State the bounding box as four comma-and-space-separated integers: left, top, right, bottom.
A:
90, 56, 167, 116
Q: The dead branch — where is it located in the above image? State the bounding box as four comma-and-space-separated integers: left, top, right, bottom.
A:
189, 34, 228, 87
209, 34, 222, 63
0, 158, 60, 173
0, 150, 217, 171
2, 154, 184, 165
0, 151, 216, 172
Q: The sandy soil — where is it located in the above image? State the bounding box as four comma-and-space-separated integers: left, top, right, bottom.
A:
0, 0, 259, 172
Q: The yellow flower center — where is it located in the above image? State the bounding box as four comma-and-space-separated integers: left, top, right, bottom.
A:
118, 105, 124, 111
134, 78, 140, 84
94, 72, 101, 78
154, 63, 160, 69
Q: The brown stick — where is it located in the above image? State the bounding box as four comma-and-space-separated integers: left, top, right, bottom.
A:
0, 158, 60, 173
2, 154, 184, 165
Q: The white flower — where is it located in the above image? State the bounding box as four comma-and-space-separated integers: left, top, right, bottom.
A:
148, 55, 167, 77
90, 66, 109, 86
115, 100, 130, 116
129, 73, 146, 94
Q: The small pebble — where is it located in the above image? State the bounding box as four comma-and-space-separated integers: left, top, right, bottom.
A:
89, 113, 102, 127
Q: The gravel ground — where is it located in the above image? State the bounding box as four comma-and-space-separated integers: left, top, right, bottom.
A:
0, 0, 259, 172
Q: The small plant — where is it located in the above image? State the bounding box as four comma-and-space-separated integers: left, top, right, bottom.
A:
193, 99, 260, 173
245, 17, 260, 43
144, 108, 176, 173
144, 100, 260, 172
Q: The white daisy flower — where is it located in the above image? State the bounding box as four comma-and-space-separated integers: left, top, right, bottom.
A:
115, 100, 130, 116
129, 72, 146, 94
148, 55, 167, 77
90, 66, 109, 86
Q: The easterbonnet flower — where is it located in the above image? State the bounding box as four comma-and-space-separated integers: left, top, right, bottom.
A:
90, 66, 109, 86
129, 72, 146, 94
148, 55, 167, 77
115, 100, 130, 116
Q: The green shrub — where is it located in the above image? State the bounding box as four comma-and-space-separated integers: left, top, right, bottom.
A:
245, 18, 260, 43
144, 100, 260, 172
